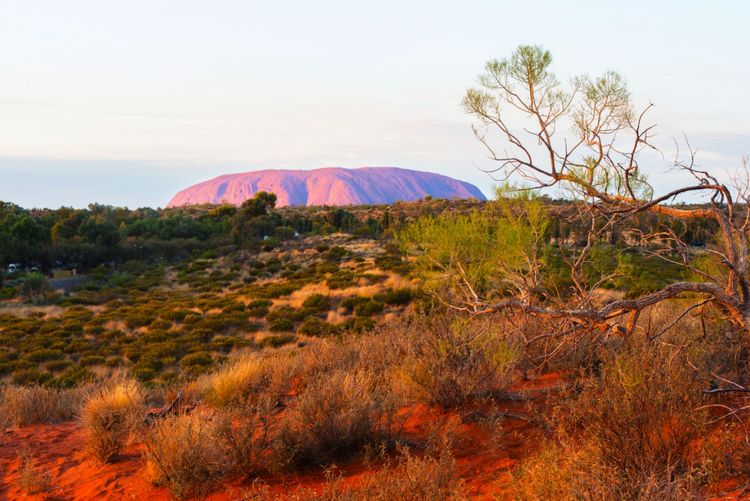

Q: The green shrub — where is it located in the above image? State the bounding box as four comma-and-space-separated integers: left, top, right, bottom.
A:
354, 300, 384, 317
301, 293, 331, 312
270, 318, 295, 332
298, 317, 338, 337
260, 334, 296, 348
246, 299, 273, 317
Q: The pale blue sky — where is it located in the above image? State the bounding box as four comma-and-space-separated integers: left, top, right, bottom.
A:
0, 1, 748, 208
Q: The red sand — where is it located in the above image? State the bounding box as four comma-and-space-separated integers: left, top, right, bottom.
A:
9, 372, 740, 500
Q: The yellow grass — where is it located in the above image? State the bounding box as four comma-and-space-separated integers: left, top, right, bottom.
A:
80, 380, 144, 462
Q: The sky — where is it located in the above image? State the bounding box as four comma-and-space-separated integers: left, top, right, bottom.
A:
0, 0, 748, 208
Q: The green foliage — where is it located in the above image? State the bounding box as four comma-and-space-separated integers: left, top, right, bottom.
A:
401, 187, 547, 299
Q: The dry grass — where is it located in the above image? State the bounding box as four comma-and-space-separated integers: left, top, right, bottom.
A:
0, 385, 92, 427
80, 380, 144, 462
273, 368, 402, 470
17, 447, 53, 495
143, 412, 228, 500
399, 314, 519, 408
512, 335, 713, 498
215, 395, 277, 479
196, 353, 293, 407
239, 438, 464, 500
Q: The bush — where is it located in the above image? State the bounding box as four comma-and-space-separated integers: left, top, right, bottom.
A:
401, 314, 518, 408
376, 288, 413, 306
513, 337, 711, 498
297, 317, 338, 337
17, 448, 53, 495
259, 334, 296, 348
274, 369, 401, 469
269, 318, 295, 332
0, 385, 91, 427
143, 413, 227, 500
246, 299, 273, 317
215, 397, 276, 478
301, 293, 331, 312
80, 381, 144, 462
354, 299, 385, 317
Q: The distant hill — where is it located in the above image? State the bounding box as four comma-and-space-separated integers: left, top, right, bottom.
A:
167, 167, 486, 207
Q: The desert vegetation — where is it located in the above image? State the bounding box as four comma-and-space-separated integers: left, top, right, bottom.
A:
1, 45, 750, 500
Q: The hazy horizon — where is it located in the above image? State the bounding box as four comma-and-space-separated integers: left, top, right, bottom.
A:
1, 1, 748, 208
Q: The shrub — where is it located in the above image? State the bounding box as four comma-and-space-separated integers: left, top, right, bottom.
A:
513, 337, 711, 498
17, 448, 53, 495
80, 380, 144, 462
354, 299, 385, 317
0, 385, 91, 427
215, 397, 276, 478
376, 288, 413, 306
297, 317, 338, 337
143, 413, 227, 500
342, 317, 376, 333
259, 334, 296, 348
273, 369, 401, 469
269, 318, 295, 332
301, 293, 331, 312
401, 314, 518, 408
246, 299, 273, 317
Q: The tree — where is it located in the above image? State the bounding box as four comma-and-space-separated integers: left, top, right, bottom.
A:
21, 272, 53, 304
427, 45, 750, 335
231, 192, 279, 244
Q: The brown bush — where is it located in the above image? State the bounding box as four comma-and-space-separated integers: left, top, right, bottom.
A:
80, 380, 144, 462
400, 314, 519, 408
215, 395, 277, 478
513, 335, 711, 498
143, 413, 227, 500
0, 385, 92, 427
273, 369, 402, 470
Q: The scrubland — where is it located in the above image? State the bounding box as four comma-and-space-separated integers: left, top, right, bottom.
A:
0, 199, 748, 500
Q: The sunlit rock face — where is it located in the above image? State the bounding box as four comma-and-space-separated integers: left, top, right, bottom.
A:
167, 167, 486, 207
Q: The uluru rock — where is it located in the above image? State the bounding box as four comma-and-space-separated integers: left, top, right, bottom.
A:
167, 167, 486, 207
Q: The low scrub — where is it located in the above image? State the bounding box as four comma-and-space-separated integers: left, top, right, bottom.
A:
0, 385, 91, 427
215, 396, 276, 478
143, 413, 227, 500
258, 439, 464, 500
274, 369, 402, 469
80, 380, 144, 462
401, 314, 519, 408
513, 337, 712, 498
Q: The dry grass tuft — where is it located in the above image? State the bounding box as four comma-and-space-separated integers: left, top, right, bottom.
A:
273, 368, 402, 470
0, 385, 92, 427
143, 412, 228, 500
80, 380, 144, 462
196, 354, 292, 408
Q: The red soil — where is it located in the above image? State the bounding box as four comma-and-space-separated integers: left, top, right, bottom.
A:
0, 373, 551, 500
